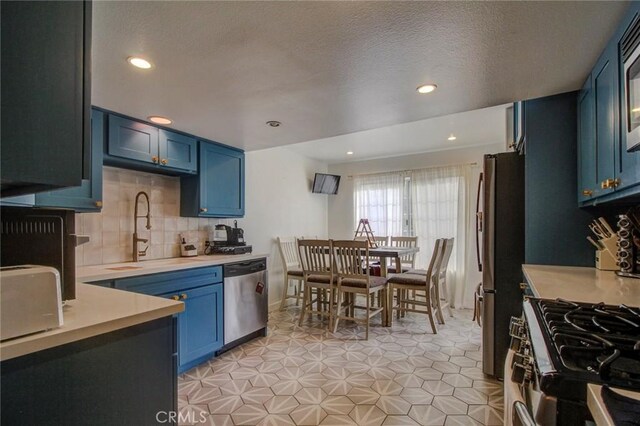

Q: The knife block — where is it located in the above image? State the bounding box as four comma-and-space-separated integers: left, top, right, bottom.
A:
596, 249, 617, 271
595, 235, 618, 271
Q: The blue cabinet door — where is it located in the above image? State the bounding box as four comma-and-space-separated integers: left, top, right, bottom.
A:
0, 194, 35, 207
159, 129, 197, 173
35, 109, 104, 211
108, 115, 159, 164
593, 43, 618, 196
577, 76, 598, 203
200, 142, 245, 217
174, 283, 224, 372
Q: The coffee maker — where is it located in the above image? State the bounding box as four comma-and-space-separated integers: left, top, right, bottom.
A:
206, 221, 252, 255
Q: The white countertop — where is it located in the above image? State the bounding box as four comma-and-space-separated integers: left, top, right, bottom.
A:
588, 384, 640, 426
77, 253, 268, 282
2, 254, 269, 361
522, 264, 640, 306
0, 283, 184, 361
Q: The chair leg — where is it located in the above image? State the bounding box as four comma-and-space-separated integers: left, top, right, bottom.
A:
280, 277, 290, 311
295, 282, 301, 307
298, 285, 310, 326
333, 289, 342, 333
328, 288, 334, 330
434, 282, 445, 325
365, 290, 370, 340
427, 302, 437, 334
396, 289, 401, 320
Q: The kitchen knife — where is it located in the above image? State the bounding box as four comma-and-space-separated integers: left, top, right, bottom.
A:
587, 236, 602, 250
592, 220, 609, 237
598, 217, 615, 237
589, 224, 605, 239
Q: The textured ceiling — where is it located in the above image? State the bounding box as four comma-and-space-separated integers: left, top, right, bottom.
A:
92, 1, 628, 152
287, 103, 510, 164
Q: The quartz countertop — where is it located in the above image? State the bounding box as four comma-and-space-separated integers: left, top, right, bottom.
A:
1, 254, 269, 361
587, 384, 640, 426
0, 283, 184, 361
522, 264, 640, 306
77, 253, 269, 282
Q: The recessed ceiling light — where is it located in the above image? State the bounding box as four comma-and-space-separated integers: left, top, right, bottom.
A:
127, 56, 152, 69
266, 120, 281, 127
148, 116, 172, 125
346, 151, 354, 155
448, 134, 457, 141
416, 84, 437, 94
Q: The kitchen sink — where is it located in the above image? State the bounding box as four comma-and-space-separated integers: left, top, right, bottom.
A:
105, 266, 143, 271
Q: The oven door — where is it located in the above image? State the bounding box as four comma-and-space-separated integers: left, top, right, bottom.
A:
625, 42, 640, 151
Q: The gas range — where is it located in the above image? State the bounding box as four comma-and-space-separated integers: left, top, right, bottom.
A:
204, 244, 253, 255
509, 298, 640, 424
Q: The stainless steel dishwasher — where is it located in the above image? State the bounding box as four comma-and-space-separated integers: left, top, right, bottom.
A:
223, 258, 268, 346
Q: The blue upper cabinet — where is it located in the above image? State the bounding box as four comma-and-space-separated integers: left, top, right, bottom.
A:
181, 141, 245, 218
577, 2, 640, 205
35, 109, 104, 212
108, 115, 160, 165
578, 75, 597, 203
1, 1, 91, 197
159, 129, 197, 173
104, 113, 197, 175
593, 43, 618, 196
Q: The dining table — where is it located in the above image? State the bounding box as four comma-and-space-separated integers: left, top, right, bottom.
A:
368, 245, 420, 326
368, 245, 420, 277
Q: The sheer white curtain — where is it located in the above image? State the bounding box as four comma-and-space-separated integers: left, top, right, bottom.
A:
353, 172, 405, 237
411, 164, 473, 309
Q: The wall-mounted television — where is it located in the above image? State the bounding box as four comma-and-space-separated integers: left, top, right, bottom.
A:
312, 173, 341, 195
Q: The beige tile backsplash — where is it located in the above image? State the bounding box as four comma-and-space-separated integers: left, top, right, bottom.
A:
76, 166, 229, 266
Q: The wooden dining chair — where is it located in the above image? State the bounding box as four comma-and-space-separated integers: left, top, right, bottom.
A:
276, 237, 305, 310
387, 239, 445, 334
330, 239, 388, 340
388, 236, 418, 273
432, 238, 454, 324
373, 236, 389, 247
297, 239, 335, 328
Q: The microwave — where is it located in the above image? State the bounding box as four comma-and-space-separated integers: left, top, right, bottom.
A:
622, 14, 640, 151
0, 207, 88, 301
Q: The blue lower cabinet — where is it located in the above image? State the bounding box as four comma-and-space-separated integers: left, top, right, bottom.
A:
165, 283, 224, 373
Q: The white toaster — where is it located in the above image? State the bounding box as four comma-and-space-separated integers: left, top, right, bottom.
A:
0, 265, 64, 341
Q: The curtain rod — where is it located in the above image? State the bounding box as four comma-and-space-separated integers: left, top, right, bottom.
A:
346, 161, 478, 179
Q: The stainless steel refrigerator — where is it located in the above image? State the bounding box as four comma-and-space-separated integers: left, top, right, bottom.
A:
477, 152, 525, 379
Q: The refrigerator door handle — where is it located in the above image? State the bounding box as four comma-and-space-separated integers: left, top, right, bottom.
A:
476, 172, 483, 272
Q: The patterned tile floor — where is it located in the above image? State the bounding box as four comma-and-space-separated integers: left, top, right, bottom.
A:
178, 303, 504, 426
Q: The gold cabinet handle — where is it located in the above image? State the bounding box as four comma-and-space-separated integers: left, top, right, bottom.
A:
161, 158, 168, 165
613, 178, 621, 188
152, 156, 159, 164
180, 293, 188, 300
171, 295, 180, 301
95, 200, 103, 207
200, 207, 208, 213
582, 189, 593, 197
601, 178, 615, 189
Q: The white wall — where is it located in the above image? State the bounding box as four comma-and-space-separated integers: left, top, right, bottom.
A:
328, 142, 505, 304
237, 147, 329, 310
